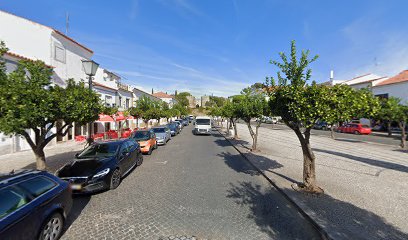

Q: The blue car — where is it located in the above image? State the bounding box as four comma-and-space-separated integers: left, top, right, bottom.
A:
0, 170, 72, 240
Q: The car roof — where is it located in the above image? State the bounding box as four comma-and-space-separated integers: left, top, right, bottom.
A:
0, 169, 45, 186
95, 139, 128, 144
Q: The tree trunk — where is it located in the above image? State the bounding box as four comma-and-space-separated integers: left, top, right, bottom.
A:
387, 121, 392, 136
34, 148, 46, 170
399, 121, 406, 149
294, 128, 319, 191
232, 119, 238, 139
330, 123, 336, 139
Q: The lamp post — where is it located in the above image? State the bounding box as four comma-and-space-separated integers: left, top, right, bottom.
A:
82, 59, 99, 143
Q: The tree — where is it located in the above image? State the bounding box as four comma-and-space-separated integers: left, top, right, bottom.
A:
220, 100, 240, 139
236, 87, 269, 151
266, 40, 323, 192
135, 96, 155, 125
129, 106, 143, 128
175, 92, 191, 107
0, 58, 102, 170
377, 97, 408, 148
173, 103, 188, 117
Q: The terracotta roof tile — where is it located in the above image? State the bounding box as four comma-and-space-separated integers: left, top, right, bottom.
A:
152, 92, 174, 98
377, 70, 408, 86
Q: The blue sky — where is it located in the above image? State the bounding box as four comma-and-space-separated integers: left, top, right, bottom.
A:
2, 0, 408, 97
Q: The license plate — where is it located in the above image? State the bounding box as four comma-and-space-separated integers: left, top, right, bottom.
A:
71, 184, 82, 190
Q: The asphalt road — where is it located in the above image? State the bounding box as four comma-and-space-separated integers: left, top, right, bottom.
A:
61, 125, 321, 240
255, 122, 402, 146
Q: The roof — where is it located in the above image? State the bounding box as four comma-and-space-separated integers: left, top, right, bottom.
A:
376, 70, 408, 86
1, 10, 93, 54
92, 81, 118, 91
4, 52, 54, 68
152, 92, 174, 98
342, 73, 380, 85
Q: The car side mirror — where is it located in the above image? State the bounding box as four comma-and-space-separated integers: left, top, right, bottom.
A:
75, 153, 80, 158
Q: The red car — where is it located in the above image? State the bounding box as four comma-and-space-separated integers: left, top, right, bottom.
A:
337, 123, 372, 135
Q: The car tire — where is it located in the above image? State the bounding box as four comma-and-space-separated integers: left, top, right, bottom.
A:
110, 168, 121, 190
147, 147, 152, 155
38, 212, 64, 240
137, 154, 143, 166
354, 130, 360, 135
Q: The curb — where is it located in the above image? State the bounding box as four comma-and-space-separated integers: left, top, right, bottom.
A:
216, 127, 331, 240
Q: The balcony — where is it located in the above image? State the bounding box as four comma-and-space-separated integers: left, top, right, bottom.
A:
118, 82, 130, 91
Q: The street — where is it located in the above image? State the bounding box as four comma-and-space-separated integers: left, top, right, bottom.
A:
61, 125, 321, 240
254, 122, 402, 146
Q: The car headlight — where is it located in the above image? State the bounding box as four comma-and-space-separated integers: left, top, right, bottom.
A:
93, 168, 110, 179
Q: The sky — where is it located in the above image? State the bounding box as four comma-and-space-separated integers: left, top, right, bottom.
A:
1, 0, 408, 97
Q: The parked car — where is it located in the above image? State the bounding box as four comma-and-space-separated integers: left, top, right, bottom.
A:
173, 121, 182, 131
336, 123, 372, 135
182, 118, 189, 126
167, 122, 180, 136
194, 116, 212, 135
131, 129, 157, 155
188, 115, 194, 123
174, 119, 184, 129
0, 170, 72, 240
57, 139, 143, 193
152, 126, 171, 145
313, 121, 331, 130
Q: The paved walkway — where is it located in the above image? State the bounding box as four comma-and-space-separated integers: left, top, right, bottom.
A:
220, 123, 408, 240
0, 140, 85, 173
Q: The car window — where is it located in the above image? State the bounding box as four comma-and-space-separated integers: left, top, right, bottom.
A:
120, 142, 131, 154
17, 176, 57, 198
0, 187, 30, 219
78, 142, 120, 158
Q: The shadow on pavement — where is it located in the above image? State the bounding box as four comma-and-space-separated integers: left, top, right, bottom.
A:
21, 150, 80, 173
227, 181, 408, 240
334, 138, 362, 143
226, 181, 321, 239
313, 148, 408, 173
62, 195, 91, 235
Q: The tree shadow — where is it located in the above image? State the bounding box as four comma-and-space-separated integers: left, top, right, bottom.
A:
227, 181, 408, 240
62, 195, 91, 235
313, 148, 408, 174
21, 150, 79, 173
226, 181, 321, 239
334, 138, 362, 143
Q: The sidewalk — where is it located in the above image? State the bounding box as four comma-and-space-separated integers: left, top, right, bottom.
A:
219, 123, 408, 240
0, 140, 85, 173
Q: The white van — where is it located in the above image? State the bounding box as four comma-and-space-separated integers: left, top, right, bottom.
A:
194, 116, 212, 135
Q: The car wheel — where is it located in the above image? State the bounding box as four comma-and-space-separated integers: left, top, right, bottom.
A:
137, 154, 143, 166
110, 168, 121, 190
354, 130, 360, 135
38, 212, 64, 240
147, 146, 153, 155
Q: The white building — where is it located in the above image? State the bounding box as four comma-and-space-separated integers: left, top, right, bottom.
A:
0, 10, 94, 154
0, 10, 93, 86
372, 70, 408, 103
152, 92, 177, 107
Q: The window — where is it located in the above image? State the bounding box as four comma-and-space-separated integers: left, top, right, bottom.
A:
54, 44, 66, 63
17, 176, 56, 198
118, 97, 122, 108
105, 96, 112, 107
0, 187, 29, 218
125, 99, 130, 109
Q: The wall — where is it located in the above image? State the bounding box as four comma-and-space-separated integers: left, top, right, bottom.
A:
372, 82, 408, 104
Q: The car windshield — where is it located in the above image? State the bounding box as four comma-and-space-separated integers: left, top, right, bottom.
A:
152, 128, 165, 133
196, 119, 211, 125
362, 125, 370, 128
168, 124, 177, 129
132, 131, 150, 141
78, 142, 120, 158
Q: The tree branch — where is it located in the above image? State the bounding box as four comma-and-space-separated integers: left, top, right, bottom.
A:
19, 130, 37, 150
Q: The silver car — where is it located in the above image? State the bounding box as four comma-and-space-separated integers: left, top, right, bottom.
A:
151, 127, 171, 145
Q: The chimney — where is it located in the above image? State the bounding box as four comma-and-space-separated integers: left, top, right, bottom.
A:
330, 70, 334, 81
151, 88, 154, 94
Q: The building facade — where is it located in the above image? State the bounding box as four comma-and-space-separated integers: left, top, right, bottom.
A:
152, 92, 177, 107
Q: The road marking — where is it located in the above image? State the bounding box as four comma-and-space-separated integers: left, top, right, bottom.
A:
155, 161, 168, 164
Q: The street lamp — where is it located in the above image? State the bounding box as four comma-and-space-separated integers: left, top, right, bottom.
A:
82, 59, 99, 143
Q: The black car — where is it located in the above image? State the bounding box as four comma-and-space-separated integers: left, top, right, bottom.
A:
313, 121, 331, 130
0, 170, 72, 240
167, 122, 180, 136
174, 119, 184, 129
57, 139, 143, 193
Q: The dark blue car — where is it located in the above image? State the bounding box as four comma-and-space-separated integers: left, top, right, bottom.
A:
0, 170, 72, 240
57, 139, 143, 193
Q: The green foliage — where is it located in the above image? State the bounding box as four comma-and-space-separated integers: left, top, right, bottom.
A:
208, 96, 227, 108
0, 58, 102, 169
129, 106, 143, 119
175, 91, 191, 107
172, 103, 188, 116
377, 97, 407, 123
208, 107, 221, 117
237, 87, 269, 123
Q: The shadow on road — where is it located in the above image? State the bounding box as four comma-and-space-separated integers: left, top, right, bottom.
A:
62, 195, 91, 235
226, 181, 321, 239
313, 148, 408, 173
227, 181, 408, 240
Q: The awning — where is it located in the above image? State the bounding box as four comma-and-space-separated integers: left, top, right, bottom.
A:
97, 114, 114, 122
97, 112, 133, 122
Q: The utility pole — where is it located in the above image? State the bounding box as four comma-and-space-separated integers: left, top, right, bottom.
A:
65, 12, 70, 35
